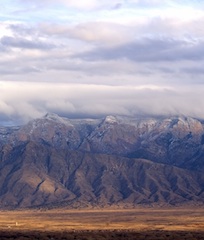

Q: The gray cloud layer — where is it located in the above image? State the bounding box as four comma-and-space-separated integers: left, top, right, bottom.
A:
1, 36, 56, 50
76, 38, 204, 62
0, 0, 204, 124
0, 82, 203, 125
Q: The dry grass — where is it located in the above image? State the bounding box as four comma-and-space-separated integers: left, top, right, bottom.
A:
0, 207, 203, 232
0, 208, 204, 239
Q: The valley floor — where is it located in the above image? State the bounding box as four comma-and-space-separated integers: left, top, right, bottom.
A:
0, 208, 204, 239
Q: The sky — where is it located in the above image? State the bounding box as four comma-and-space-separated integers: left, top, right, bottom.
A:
0, 0, 204, 125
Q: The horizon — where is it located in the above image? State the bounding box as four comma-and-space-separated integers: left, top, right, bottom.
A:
1, 111, 204, 127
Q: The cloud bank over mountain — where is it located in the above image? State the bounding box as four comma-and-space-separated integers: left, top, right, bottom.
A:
0, 0, 204, 124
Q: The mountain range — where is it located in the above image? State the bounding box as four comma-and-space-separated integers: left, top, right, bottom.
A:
0, 113, 204, 209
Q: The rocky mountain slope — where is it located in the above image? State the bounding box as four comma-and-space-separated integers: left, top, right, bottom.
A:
0, 113, 204, 208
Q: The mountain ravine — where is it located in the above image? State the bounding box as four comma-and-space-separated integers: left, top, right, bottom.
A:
0, 113, 204, 208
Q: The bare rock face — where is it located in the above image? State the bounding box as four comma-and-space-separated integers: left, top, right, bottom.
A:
80, 116, 204, 169
0, 114, 204, 208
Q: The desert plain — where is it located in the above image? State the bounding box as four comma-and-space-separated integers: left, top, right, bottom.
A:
0, 207, 203, 239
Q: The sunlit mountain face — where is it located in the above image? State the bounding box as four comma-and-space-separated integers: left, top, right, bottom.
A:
0, 114, 203, 209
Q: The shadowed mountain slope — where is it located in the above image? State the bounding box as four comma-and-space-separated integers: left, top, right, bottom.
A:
0, 113, 204, 208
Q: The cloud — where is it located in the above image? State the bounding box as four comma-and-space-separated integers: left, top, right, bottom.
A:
76, 37, 204, 62
0, 0, 204, 125
1, 20, 204, 87
16, 0, 196, 11
0, 81, 204, 125
0, 36, 56, 50
16, 0, 123, 11
41, 22, 133, 46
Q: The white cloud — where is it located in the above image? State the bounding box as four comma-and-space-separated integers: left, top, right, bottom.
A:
40, 22, 134, 47
16, 0, 123, 11
0, 81, 204, 125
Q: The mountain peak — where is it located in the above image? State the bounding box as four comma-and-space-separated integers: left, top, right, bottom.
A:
104, 115, 118, 124
42, 112, 73, 126
0, 114, 204, 208
44, 112, 61, 121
